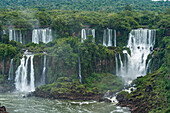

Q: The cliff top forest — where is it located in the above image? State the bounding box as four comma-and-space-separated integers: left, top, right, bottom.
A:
0, 0, 170, 12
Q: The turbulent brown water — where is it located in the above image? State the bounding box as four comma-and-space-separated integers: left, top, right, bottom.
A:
0, 92, 130, 113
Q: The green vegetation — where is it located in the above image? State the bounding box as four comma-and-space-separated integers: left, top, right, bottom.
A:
36, 72, 124, 100
0, 0, 169, 12
84, 73, 123, 93
36, 77, 101, 97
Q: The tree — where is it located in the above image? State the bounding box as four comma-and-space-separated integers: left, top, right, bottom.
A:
125, 5, 132, 11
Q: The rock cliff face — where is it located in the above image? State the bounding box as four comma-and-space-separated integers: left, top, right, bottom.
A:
0, 59, 10, 75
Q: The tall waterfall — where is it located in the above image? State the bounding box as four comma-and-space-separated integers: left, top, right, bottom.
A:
3, 30, 6, 34
32, 28, 53, 44
146, 59, 152, 74
81, 29, 95, 42
15, 51, 35, 92
117, 29, 156, 83
81, 29, 86, 42
115, 54, 119, 75
8, 59, 14, 80
114, 30, 116, 47
103, 29, 116, 47
78, 57, 82, 84
8, 29, 23, 43
107, 29, 112, 46
40, 55, 46, 85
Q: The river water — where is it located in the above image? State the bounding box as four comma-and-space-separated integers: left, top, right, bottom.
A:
0, 92, 130, 113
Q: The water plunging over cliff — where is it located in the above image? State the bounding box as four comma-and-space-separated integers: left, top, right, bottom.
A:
114, 30, 116, 47
8, 59, 13, 80
81, 29, 95, 42
15, 51, 35, 92
103, 29, 116, 47
78, 57, 82, 84
40, 55, 46, 85
118, 29, 156, 83
8, 29, 23, 43
32, 28, 53, 44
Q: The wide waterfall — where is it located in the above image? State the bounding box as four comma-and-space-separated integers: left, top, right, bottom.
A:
8, 29, 23, 43
117, 29, 156, 83
15, 51, 35, 92
78, 57, 82, 84
32, 28, 53, 44
8, 59, 14, 80
103, 29, 116, 47
81, 29, 95, 42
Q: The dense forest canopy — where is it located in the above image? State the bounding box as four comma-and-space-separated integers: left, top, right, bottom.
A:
0, 0, 169, 113
0, 0, 170, 12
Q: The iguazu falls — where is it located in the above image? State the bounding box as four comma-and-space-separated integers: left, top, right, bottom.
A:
0, 0, 169, 113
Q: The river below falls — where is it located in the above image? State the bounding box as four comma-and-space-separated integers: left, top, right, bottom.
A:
0, 92, 130, 113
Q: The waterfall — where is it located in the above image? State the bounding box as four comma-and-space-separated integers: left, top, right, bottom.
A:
103, 29, 112, 46
41, 55, 46, 85
118, 54, 123, 74
19, 30, 22, 44
108, 29, 112, 46
118, 50, 129, 80
30, 56, 35, 91
15, 51, 35, 92
8, 59, 13, 80
115, 54, 119, 75
32, 28, 53, 44
81, 29, 95, 42
146, 59, 152, 74
103, 30, 107, 46
3, 30, 5, 34
9, 29, 13, 41
92, 29, 95, 39
78, 57, 82, 84
114, 30, 116, 47
8, 29, 23, 43
81, 29, 86, 42
118, 29, 156, 83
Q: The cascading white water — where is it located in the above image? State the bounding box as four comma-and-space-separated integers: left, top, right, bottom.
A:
8, 29, 23, 43
103, 29, 116, 47
81, 29, 95, 42
9, 29, 13, 41
32, 28, 53, 44
146, 59, 152, 74
103, 30, 107, 46
8, 59, 13, 80
81, 29, 86, 42
118, 29, 156, 83
30, 56, 35, 91
41, 55, 46, 85
114, 30, 116, 47
118, 54, 123, 74
3, 30, 6, 34
15, 51, 35, 92
108, 29, 112, 46
78, 57, 82, 83
92, 29, 95, 39
19, 30, 22, 44
115, 54, 119, 75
